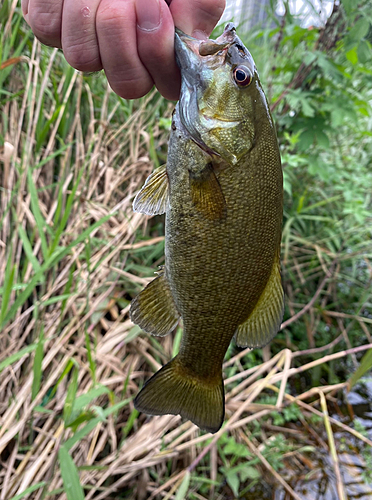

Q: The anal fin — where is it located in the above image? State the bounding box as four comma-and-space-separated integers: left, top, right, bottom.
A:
235, 253, 284, 348
130, 268, 180, 336
133, 164, 169, 215
189, 163, 226, 221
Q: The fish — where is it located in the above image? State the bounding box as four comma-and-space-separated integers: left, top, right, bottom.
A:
130, 23, 284, 434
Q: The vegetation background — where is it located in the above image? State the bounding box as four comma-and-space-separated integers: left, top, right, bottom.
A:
0, 0, 372, 498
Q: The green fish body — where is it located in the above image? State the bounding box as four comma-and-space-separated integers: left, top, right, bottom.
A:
130, 24, 284, 433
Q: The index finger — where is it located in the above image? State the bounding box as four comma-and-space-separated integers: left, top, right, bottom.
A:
136, 0, 225, 100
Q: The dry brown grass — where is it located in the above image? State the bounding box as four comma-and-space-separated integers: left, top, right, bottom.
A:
1, 4, 372, 500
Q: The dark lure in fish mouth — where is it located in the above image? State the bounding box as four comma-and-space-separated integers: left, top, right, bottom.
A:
174, 23, 255, 85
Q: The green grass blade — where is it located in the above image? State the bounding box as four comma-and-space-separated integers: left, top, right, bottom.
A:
85, 331, 96, 386
0, 344, 37, 372
49, 166, 85, 258
66, 385, 111, 426
63, 368, 79, 425
1, 214, 112, 329
58, 446, 85, 500
27, 168, 48, 260
17, 223, 42, 275
175, 472, 190, 500
121, 408, 139, 441
8, 482, 48, 500
64, 400, 131, 451
32, 328, 44, 400
0, 259, 15, 325
347, 349, 372, 390
49, 359, 77, 399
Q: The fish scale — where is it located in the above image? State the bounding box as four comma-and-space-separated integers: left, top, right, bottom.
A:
130, 23, 284, 433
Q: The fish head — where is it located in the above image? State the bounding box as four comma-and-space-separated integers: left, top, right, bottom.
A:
175, 23, 271, 165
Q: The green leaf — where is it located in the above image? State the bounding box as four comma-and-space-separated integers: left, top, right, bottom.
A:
224, 441, 251, 458
349, 18, 370, 42
346, 47, 358, 65
347, 349, 372, 390
175, 472, 190, 500
58, 446, 85, 500
315, 130, 330, 149
225, 470, 239, 497
357, 40, 371, 64
239, 465, 261, 481
341, 0, 352, 15
301, 99, 314, 118
298, 130, 314, 150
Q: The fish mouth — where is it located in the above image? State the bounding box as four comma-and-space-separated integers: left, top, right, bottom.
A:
174, 29, 214, 156
174, 29, 204, 88
174, 26, 234, 81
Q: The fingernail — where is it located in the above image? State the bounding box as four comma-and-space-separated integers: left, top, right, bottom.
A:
136, 0, 161, 31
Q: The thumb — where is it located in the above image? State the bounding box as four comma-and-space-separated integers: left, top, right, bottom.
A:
168, 0, 225, 39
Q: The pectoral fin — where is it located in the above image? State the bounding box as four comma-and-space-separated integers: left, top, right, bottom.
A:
133, 164, 169, 215
235, 254, 284, 348
189, 164, 226, 221
130, 268, 180, 337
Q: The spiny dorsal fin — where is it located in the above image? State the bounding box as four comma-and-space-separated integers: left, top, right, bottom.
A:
130, 268, 180, 337
189, 163, 226, 221
133, 164, 169, 215
234, 253, 284, 348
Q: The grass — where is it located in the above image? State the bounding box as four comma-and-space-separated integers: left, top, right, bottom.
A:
1, 1, 372, 499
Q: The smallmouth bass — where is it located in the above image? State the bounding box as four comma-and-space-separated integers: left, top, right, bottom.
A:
130, 23, 284, 433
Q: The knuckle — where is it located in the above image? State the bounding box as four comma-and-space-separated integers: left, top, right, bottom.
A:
96, 3, 125, 33
28, 10, 61, 45
63, 36, 101, 72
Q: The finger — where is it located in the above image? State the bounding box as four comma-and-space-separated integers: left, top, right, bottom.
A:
61, 0, 102, 72
96, 0, 153, 99
27, 0, 63, 48
169, 0, 225, 38
136, 0, 181, 101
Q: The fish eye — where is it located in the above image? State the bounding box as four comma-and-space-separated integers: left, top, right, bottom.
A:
233, 65, 252, 87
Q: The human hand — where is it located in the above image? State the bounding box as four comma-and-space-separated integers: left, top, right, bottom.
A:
22, 0, 225, 100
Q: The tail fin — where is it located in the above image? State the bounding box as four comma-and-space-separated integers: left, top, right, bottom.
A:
134, 356, 224, 433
